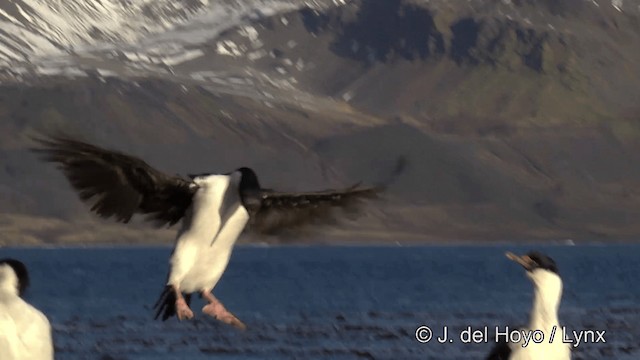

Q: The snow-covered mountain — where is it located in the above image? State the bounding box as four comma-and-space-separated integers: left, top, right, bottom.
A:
1, 0, 638, 82
0, 0, 208, 63
0, 0, 337, 79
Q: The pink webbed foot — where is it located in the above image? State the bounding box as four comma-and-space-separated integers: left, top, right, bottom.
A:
176, 297, 194, 321
202, 301, 246, 330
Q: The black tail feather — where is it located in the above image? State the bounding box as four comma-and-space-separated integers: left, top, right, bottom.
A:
153, 285, 192, 321
153, 285, 176, 321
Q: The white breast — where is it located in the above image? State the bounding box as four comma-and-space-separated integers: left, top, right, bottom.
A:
168, 174, 250, 293
0, 294, 54, 360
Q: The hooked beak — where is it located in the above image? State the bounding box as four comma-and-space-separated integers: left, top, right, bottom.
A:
506, 252, 536, 271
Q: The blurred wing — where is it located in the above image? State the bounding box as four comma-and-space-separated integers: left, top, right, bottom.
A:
247, 183, 381, 235
30, 135, 196, 227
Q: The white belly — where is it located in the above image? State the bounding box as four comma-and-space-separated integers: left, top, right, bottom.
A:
179, 207, 249, 293
167, 175, 250, 293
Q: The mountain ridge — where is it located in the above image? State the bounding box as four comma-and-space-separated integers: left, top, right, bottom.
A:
1, 0, 640, 245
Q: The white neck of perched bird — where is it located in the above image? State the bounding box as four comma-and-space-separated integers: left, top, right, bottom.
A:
527, 269, 563, 331
0, 264, 19, 296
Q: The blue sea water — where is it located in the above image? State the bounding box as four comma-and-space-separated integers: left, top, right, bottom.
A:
1, 244, 639, 359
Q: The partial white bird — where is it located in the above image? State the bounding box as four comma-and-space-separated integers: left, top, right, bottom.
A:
486, 251, 571, 360
32, 135, 381, 329
0, 258, 54, 360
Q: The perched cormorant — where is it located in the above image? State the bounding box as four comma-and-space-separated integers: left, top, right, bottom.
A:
486, 251, 571, 360
0, 258, 54, 360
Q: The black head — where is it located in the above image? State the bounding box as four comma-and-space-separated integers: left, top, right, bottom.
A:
236, 167, 262, 216
506, 251, 559, 275
0, 258, 30, 296
237, 167, 260, 191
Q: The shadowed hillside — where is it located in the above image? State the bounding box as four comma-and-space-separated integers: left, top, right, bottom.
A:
1, 0, 640, 245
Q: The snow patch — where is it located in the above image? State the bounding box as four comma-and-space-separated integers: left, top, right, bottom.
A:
239, 26, 259, 43
216, 40, 243, 57
96, 68, 118, 77
0, 0, 310, 73
612, 0, 623, 11
248, 49, 267, 61
161, 49, 204, 66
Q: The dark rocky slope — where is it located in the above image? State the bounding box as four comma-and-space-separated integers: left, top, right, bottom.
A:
2, 0, 640, 245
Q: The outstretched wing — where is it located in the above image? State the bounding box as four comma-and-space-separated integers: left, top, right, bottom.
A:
30, 135, 196, 227
247, 183, 381, 235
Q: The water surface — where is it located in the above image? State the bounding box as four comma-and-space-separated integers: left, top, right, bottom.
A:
2, 244, 638, 359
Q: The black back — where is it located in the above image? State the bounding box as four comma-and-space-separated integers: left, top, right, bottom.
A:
526, 251, 559, 274
237, 167, 261, 191
0, 258, 30, 297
